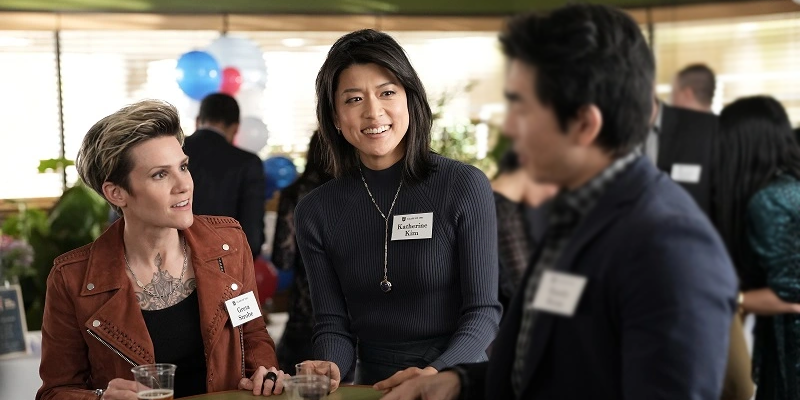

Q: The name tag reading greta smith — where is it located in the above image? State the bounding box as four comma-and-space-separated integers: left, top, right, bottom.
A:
224, 291, 262, 327
531, 271, 588, 317
391, 212, 433, 241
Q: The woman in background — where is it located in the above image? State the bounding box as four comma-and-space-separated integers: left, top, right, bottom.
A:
491, 149, 556, 315
715, 95, 800, 400
272, 131, 333, 372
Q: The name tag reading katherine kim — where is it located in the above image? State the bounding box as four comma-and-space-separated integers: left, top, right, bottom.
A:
391, 212, 434, 240
224, 291, 262, 327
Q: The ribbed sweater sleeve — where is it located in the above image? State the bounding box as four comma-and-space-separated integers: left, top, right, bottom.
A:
429, 164, 501, 370
295, 193, 358, 375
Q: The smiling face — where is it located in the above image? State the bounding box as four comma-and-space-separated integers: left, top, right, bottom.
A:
105, 136, 194, 231
334, 63, 410, 170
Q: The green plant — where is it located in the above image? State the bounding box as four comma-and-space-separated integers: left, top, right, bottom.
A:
2, 182, 108, 330
429, 82, 505, 177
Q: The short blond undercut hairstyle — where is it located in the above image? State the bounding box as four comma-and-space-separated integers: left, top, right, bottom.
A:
76, 99, 184, 216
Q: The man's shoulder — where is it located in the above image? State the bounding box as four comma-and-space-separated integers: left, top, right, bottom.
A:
662, 104, 718, 131
186, 131, 261, 166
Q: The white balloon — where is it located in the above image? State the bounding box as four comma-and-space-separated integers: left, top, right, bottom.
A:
236, 87, 265, 118
206, 36, 267, 91
235, 116, 269, 154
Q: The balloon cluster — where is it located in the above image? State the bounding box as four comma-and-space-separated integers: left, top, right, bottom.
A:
176, 36, 266, 99
176, 36, 270, 155
177, 36, 297, 199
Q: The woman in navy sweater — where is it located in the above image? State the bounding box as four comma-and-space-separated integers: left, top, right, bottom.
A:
295, 29, 501, 392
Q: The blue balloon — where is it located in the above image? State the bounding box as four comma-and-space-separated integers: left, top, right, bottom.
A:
176, 51, 221, 100
263, 156, 297, 199
276, 268, 294, 292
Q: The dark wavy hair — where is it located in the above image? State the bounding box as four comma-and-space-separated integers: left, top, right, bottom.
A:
714, 96, 800, 286
315, 29, 434, 183
300, 131, 331, 181
499, 4, 655, 157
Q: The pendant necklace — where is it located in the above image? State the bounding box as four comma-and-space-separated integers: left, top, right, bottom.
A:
358, 164, 402, 293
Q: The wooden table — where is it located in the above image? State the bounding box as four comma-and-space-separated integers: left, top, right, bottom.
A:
183, 386, 382, 400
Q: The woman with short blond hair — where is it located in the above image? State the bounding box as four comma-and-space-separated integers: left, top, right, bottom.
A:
37, 100, 285, 400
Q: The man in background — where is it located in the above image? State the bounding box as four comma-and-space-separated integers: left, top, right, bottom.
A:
671, 63, 716, 113
184, 93, 266, 258
645, 96, 717, 215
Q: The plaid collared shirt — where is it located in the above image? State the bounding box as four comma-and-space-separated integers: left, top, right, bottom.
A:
511, 152, 639, 397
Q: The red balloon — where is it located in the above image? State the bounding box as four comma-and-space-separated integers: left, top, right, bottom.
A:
253, 257, 278, 306
220, 67, 243, 95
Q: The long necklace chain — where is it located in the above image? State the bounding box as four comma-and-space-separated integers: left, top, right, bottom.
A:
358, 164, 402, 293
124, 233, 188, 300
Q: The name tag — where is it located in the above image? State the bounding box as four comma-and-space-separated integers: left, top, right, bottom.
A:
224, 291, 262, 327
671, 164, 702, 184
531, 271, 588, 317
391, 212, 433, 240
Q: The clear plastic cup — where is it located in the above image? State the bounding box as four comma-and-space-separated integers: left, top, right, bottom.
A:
284, 375, 330, 400
130, 363, 176, 400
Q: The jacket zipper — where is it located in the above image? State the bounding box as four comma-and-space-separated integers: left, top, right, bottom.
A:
87, 329, 138, 367
239, 326, 245, 378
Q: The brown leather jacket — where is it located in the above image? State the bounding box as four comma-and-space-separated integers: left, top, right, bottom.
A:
36, 216, 278, 400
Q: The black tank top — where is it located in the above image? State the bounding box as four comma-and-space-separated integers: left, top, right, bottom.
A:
141, 290, 207, 398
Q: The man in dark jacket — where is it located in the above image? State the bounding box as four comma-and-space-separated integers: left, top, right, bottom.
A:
183, 93, 266, 258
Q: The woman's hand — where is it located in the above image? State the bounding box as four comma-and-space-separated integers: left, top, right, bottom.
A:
101, 378, 139, 400
238, 366, 288, 396
297, 360, 342, 392
742, 288, 800, 316
374, 366, 438, 394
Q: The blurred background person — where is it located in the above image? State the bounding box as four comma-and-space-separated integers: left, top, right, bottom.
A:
272, 131, 333, 373
671, 63, 716, 113
491, 149, 556, 315
184, 93, 266, 259
384, 5, 737, 399
715, 95, 800, 400
645, 94, 717, 215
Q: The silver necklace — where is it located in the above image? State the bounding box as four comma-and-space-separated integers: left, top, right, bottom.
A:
358, 164, 402, 293
124, 233, 188, 300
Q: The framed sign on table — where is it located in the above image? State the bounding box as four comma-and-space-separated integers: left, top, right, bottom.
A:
0, 283, 29, 359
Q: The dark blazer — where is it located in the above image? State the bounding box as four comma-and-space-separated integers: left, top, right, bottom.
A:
462, 157, 738, 400
657, 104, 718, 216
184, 129, 266, 258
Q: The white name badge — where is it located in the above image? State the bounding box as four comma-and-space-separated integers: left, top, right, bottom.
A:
391, 212, 433, 241
531, 271, 588, 317
224, 291, 262, 327
671, 164, 702, 184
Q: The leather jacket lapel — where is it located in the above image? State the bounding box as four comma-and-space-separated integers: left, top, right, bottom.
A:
81, 219, 154, 366
184, 217, 244, 356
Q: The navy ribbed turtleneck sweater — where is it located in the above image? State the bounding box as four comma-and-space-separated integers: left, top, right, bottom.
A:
295, 154, 502, 375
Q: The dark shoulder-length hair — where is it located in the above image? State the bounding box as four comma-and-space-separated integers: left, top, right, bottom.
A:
714, 95, 800, 285
300, 131, 332, 181
315, 29, 434, 183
